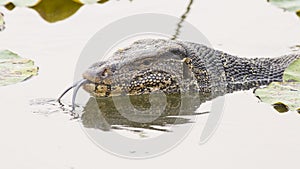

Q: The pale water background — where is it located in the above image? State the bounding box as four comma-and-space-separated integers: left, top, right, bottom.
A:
1, 0, 300, 168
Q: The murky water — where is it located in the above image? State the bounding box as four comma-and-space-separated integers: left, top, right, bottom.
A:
1, 0, 300, 168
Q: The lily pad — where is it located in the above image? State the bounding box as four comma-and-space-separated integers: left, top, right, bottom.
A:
1, 0, 110, 22
268, 0, 300, 17
269, 0, 300, 11
283, 58, 300, 82
0, 50, 38, 86
272, 102, 290, 113
0, 12, 4, 31
0, 0, 40, 7
31, 0, 82, 23
255, 58, 300, 112
72, 0, 101, 4
255, 82, 300, 112
72, 0, 109, 4
4, 2, 15, 10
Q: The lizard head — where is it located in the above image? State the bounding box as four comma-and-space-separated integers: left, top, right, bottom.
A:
82, 39, 189, 97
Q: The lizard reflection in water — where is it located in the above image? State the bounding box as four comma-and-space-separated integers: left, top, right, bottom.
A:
81, 93, 209, 132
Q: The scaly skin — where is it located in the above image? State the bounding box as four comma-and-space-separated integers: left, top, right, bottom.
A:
82, 39, 300, 97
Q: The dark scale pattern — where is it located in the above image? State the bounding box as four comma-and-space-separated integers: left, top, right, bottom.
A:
221, 54, 300, 92
178, 41, 227, 94
177, 41, 300, 94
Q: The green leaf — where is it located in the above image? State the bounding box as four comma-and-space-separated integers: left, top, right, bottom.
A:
272, 102, 289, 113
255, 57, 300, 112
0, 12, 4, 31
1, 0, 110, 22
72, 0, 104, 4
98, 0, 109, 4
4, 2, 15, 10
283, 58, 300, 82
31, 0, 82, 23
0, 50, 38, 86
0, 0, 40, 7
255, 82, 300, 112
269, 0, 300, 12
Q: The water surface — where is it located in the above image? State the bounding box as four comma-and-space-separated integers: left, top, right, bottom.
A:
1, 0, 300, 168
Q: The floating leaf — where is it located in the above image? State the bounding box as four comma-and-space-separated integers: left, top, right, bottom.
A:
0, 50, 38, 86
283, 58, 300, 82
268, 0, 300, 17
0, 12, 4, 31
0, 0, 40, 7
72, 0, 101, 4
4, 2, 15, 10
31, 0, 82, 23
73, 0, 109, 4
98, 0, 109, 4
255, 82, 300, 112
272, 102, 289, 113
255, 57, 300, 112
1, 0, 111, 22
269, 0, 300, 11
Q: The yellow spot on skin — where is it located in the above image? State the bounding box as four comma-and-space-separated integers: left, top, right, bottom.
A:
118, 48, 124, 52
94, 92, 106, 97
181, 57, 191, 63
97, 85, 107, 92
95, 85, 108, 97
103, 78, 112, 84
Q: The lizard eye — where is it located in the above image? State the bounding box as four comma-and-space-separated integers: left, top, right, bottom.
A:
143, 60, 151, 65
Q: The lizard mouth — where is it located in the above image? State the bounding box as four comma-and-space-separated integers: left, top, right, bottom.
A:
82, 82, 112, 97
56, 78, 117, 113
81, 69, 117, 97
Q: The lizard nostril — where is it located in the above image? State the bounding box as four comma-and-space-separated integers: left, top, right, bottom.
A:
101, 68, 109, 78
